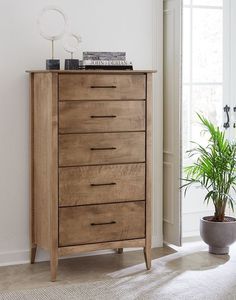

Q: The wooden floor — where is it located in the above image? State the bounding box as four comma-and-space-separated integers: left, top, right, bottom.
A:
0, 247, 175, 292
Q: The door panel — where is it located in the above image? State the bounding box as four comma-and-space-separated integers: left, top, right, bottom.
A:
182, 1, 224, 237
224, 0, 236, 217
163, 0, 182, 246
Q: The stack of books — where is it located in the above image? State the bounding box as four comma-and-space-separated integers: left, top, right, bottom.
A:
82, 52, 133, 70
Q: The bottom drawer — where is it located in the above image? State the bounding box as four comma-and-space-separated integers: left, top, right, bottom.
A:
59, 202, 145, 246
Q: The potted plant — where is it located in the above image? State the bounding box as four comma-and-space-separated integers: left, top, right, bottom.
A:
182, 114, 236, 254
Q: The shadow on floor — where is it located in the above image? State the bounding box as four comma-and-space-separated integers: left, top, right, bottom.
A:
0, 246, 175, 291
165, 251, 230, 271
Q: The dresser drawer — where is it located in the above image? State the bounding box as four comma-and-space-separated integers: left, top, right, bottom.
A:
59, 101, 145, 133
59, 132, 145, 166
59, 201, 145, 246
59, 163, 145, 206
59, 74, 146, 100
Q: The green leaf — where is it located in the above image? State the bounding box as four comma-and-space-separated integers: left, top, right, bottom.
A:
181, 113, 236, 220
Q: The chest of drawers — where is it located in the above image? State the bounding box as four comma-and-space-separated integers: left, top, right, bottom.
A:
28, 70, 154, 281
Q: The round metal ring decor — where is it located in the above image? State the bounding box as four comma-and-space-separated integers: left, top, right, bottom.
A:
63, 33, 82, 57
64, 33, 82, 70
37, 6, 67, 41
37, 6, 68, 69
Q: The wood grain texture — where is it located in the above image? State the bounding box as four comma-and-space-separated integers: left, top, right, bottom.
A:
59, 74, 146, 100
145, 73, 153, 269
144, 247, 151, 270
59, 101, 145, 133
27, 70, 156, 74
59, 201, 145, 246
33, 73, 53, 250
59, 132, 145, 166
58, 239, 146, 256
50, 73, 59, 281
30, 73, 37, 263
59, 163, 145, 206
29, 70, 154, 280
31, 72, 58, 279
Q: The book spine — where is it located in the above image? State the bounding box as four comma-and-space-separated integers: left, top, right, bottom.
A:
83, 52, 126, 61
84, 65, 133, 70
83, 60, 132, 66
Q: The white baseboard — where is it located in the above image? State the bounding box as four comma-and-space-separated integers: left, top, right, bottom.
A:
152, 235, 163, 248
182, 236, 201, 243
183, 231, 200, 238
0, 235, 163, 267
0, 249, 34, 267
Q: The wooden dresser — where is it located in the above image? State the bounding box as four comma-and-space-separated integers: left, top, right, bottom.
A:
28, 70, 154, 281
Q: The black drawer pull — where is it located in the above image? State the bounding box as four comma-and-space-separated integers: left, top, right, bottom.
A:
90, 115, 117, 119
90, 182, 116, 187
90, 85, 117, 89
90, 147, 116, 151
90, 221, 116, 226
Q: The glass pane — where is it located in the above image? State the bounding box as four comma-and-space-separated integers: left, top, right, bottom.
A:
192, 0, 223, 6
192, 7, 223, 83
182, 1, 223, 238
182, 8, 191, 83
182, 85, 220, 235
183, 0, 191, 5
182, 85, 191, 162
182, 85, 223, 164
190, 85, 223, 145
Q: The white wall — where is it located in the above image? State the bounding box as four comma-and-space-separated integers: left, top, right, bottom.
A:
0, 0, 163, 265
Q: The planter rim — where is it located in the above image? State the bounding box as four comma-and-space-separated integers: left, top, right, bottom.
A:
201, 216, 236, 224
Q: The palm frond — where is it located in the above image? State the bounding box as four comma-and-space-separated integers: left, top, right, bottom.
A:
181, 113, 236, 221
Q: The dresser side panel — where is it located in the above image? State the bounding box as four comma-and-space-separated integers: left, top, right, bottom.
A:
146, 73, 153, 249
33, 73, 58, 250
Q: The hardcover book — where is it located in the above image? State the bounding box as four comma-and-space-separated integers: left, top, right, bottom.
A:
83, 52, 126, 61
83, 60, 133, 70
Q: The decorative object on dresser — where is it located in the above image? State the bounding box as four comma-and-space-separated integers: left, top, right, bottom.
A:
63, 33, 82, 70
37, 6, 68, 70
27, 70, 155, 281
83, 52, 133, 70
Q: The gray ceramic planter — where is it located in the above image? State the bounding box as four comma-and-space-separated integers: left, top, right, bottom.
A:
200, 216, 236, 254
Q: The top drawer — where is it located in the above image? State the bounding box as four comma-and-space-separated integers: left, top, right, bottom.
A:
59, 74, 146, 100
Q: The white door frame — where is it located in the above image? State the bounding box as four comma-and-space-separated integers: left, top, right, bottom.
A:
163, 0, 182, 246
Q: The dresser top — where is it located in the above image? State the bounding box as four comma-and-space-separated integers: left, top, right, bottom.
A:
26, 70, 156, 74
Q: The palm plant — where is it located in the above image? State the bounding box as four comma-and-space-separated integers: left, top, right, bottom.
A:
182, 114, 236, 222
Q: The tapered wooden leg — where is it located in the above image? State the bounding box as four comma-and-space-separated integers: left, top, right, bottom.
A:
117, 248, 123, 254
50, 251, 58, 282
143, 247, 151, 270
30, 245, 37, 264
